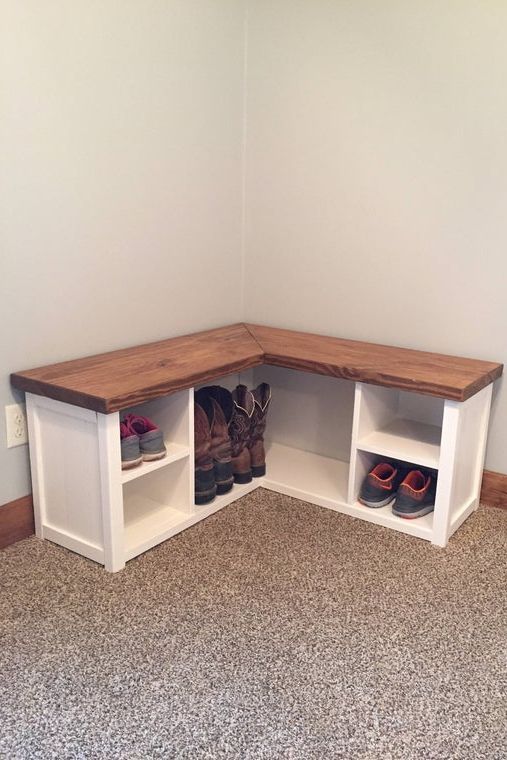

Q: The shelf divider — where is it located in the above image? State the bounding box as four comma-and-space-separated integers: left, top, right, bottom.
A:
357, 418, 441, 469
121, 443, 190, 484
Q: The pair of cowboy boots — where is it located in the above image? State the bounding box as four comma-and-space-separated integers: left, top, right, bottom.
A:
194, 383, 271, 504
229, 383, 271, 483
194, 386, 234, 505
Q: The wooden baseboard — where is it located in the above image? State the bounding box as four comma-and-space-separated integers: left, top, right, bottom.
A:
0, 495, 35, 549
1, 469, 506, 551
480, 470, 507, 510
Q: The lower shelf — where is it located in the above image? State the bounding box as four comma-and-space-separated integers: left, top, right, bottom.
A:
263, 442, 433, 541
343, 501, 433, 540
123, 442, 440, 563
123, 480, 260, 561
264, 442, 349, 506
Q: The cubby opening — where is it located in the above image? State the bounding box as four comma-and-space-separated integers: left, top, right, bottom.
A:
119, 390, 191, 483
123, 457, 193, 560
349, 450, 436, 536
253, 365, 355, 506
355, 385, 444, 469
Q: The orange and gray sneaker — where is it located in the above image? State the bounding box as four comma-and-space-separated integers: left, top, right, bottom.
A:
392, 470, 436, 519
359, 462, 407, 508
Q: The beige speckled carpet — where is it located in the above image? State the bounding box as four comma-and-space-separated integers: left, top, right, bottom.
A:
1, 489, 506, 759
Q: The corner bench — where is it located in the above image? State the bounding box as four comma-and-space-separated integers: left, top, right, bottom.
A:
12, 324, 503, 571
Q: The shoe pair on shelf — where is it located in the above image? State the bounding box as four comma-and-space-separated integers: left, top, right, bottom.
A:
120, 414, 167, 470
194, 383, 271, 505
359, 462, 436, 519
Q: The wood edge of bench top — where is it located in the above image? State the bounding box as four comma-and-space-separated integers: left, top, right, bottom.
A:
11, 356, 266, 414
260, 355, 502, 402
246, 323, 504, 402
11, 322, 504, 412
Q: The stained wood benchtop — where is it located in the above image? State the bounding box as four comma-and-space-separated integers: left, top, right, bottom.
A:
11, 323, 503, 413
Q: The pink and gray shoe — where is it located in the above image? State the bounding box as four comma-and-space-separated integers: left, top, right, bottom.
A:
120, 422, 143, 470
121, 414, 167, 465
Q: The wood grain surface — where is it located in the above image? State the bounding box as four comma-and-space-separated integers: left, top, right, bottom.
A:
246, 324, 503, 402
11, 322, 503, 412
11, 324, 264, 413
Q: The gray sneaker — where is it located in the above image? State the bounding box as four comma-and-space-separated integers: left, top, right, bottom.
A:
120, 422, 143, 469
122, 414, 167, 462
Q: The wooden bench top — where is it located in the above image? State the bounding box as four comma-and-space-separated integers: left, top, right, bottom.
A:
11, 323, 503, 413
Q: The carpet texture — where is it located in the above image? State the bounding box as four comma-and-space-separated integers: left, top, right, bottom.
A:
1, 489, 506, 759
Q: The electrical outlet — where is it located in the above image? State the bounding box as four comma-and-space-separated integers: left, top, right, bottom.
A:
5, 403, 28, 448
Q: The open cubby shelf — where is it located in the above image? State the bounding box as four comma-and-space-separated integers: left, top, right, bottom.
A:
121, 442, 190, 484
123, 477, 259, 562
356, 417, 441, 469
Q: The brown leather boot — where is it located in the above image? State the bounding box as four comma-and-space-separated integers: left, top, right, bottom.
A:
230, 385, 255, 483
249, 383, 272, 477
195, 387, 234, 495
194, 402, 216, 505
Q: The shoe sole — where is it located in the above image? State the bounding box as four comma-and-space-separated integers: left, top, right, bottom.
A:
252, 464, 266, 478
359, 494, 396, 509
216, 480, 234, 495
195, 489, 217, 505
392, 504, 435, 519
121, 456, 143, 470
234, 472, 252, 484
141, 450, 167, 462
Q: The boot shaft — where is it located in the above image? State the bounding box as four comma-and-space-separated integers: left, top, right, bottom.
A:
195, 386, 234, 495
230, 385, 254, 458
195, 388, 233, 464
194, 402, 212, 468
250, 382, 272, 444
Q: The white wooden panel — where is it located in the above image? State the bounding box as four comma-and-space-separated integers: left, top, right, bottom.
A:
451, 385, 492, 517
43, 526, 104, 565
188, 389, 195, 508
432, 401, 461, 547
29, 393, 97, 423
36, 403, 103, 547
355, 383, 399, 440
265, 441, 349, 505
347, 383, 364, 504
398, 391, 444, 427
25, 394, 46, 537
97, 412, 124, 572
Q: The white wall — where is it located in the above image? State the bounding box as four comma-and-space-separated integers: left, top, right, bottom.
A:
0, 1, 245, 504
2, 1, 506, 507
244, 1, 507, 473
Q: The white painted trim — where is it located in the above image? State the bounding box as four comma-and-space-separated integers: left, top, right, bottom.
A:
449, 496, 478, 537
25, 394, 45, 538
28, 393, 97, 423
97, 412, 125, 572
347, 383, 363, 504
43, 525, 105, 564
470, 385, 493, 509
187, 389, 196, 512
432, 400, 461, 547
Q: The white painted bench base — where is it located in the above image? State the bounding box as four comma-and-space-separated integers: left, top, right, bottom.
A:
26, 376, 492, 572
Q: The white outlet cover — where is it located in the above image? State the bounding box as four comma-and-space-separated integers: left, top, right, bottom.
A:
5, 403, 28, 448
